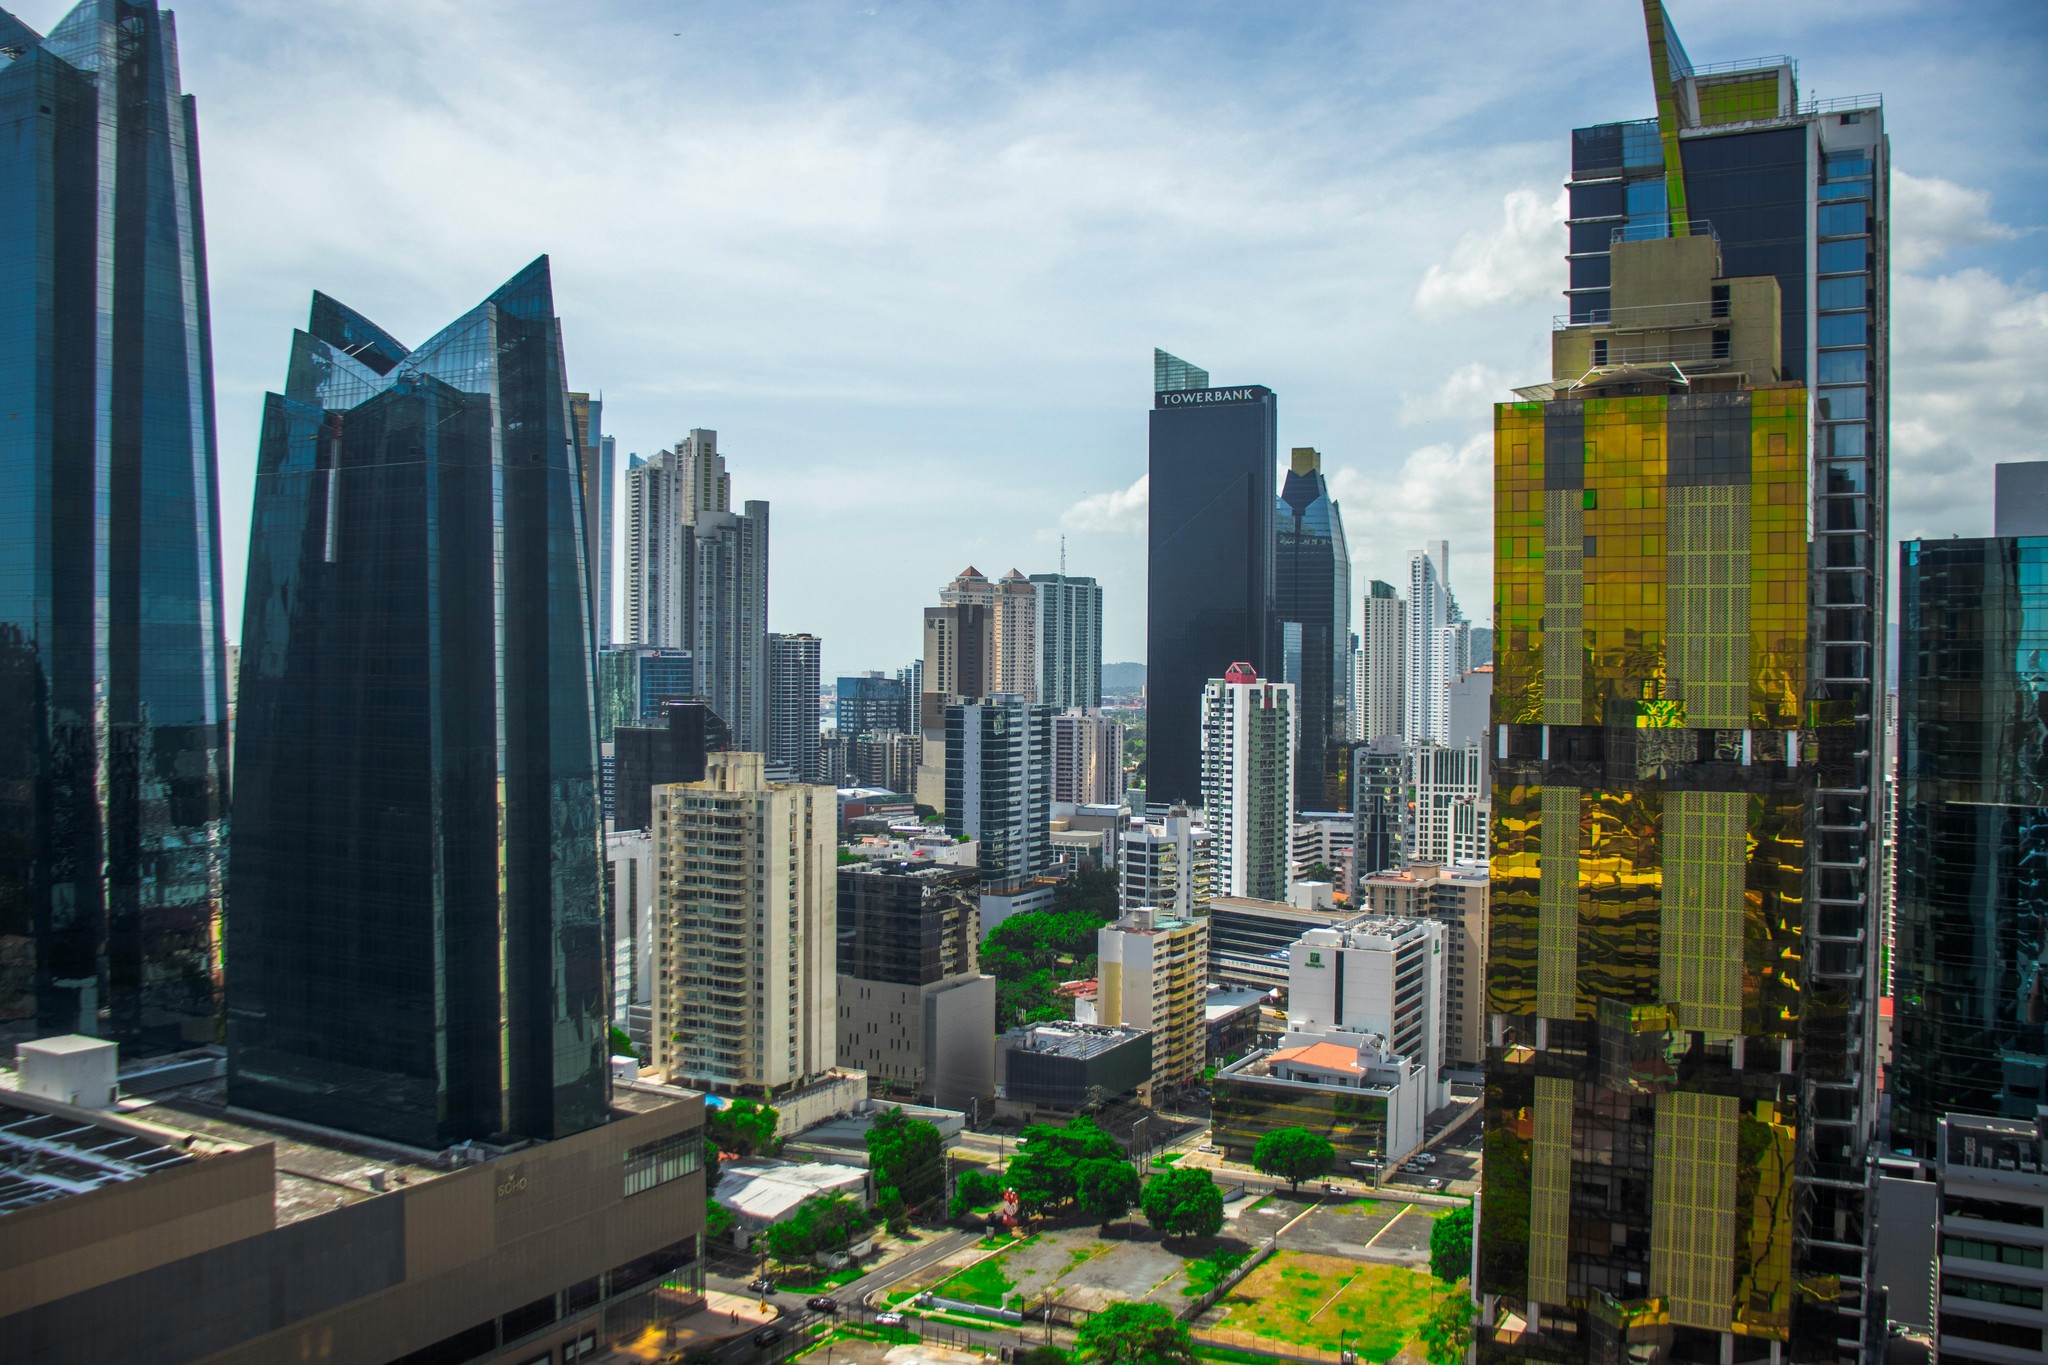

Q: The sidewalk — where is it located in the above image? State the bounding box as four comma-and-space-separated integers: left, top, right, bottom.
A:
606, 1291, 781, 1362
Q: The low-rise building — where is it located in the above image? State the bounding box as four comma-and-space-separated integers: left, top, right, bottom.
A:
995, 1023, 1153, 1121
1206, 894, 1355, 995
1204, 987, 1268, 1066
1289, 916, 1448, 1110
1290, 810, 1356, 892
713, 1159, 872, 1243
1212, 1031, 1430, 1171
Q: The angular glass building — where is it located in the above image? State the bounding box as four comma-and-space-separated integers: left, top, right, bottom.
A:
1146, 349, 1276, 805
1891, 504, 2048, 1157
0, 0, 230, 1048
228, 259, 609, 1147
1275, 447, 1351, 809
1482, 7, 1889, 1359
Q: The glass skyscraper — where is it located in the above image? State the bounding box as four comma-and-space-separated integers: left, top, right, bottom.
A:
1146, 348, 1276, 806
0, 0, 229, 1048
1482, 6, 1888, 1360
1275, 447, 1351, 809
227, 259, 609, 1147
1891, 481, 2048, 1157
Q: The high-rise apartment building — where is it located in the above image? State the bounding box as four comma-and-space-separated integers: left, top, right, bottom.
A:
1484, 9, 1887, 1353
835, 861, 996, 1112
1200, 665, 1296, 901
839, 671, 912, 738
1094, 909, 1209, 1103
1031, 573, 1104, 709
0, 0, 230, 1048
994, 569, 1038, 698
624, 430, 725, 647
945, 699, 1053, 893
570, 392, 613, 652
1890, 467, 2048, 1157
230, 260, 607, 1146
768, 632, 822, 782
1358, 864, 1488, 1071
654, 752, 835, 1094
1147, 350, 1276, 804
1120, 812, 1213, 920
1403, 542, 1468, 745
1409, 742, 1488, 867
917, 569, 997, 810
1052, 711, 1125, 807
1352, 738, 1406, 880
1357, 581, 1406, 745
850, 730, 921, 794
1275, 448, 1352, 809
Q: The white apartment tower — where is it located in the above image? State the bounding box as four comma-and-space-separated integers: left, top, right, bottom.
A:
1403, 542, 1469, 745
1357, 580, 1405, 744
1030, 573, 1104, 710
624, 428, 729, 647
1200, 664, 1297, 901
1120, 812, 1213, 919
1409, 742, 1489, 867
768, 632, 822, 782
653, 752, 836, 1093
1051, 710, 1124, 807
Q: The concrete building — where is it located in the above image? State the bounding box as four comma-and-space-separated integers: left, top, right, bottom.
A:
835, 862, 995, 1113
1357, 580, 1405, 744
1922, 1111, 2048, 1362
768, 632, 822, 783
1291, 811, 1356, 893
993, 569, 1038, 700
1206, 894, 1357, 995
1403, 541, 1469, 746
1052, 711, 1125, 806
1448, 664, 1492, 750
1200, 664, 1298, 901
1352, 737, 1406, 880
1205, 987, 1268, 1065
1092, 910, 1209, 1104
654, 753, 836, 1095
945, 699, 1054, 897
607, 829, 657, 1033
1357, 863, 1488, 1071
613, 701, 728, 834
1288, 916, 1448, 1109
917, 571, 996, 810
1031, 573, 1104, 710
1212, 1031, 1431, 1173
569, 393, 614, 655
624, 429, 725, 648
850, 729, 922, 795
0, 1060, 705, 1365
1409, 741, 1489, 867
997, 1023, 1153, 1120
1119, 811, 1213, 919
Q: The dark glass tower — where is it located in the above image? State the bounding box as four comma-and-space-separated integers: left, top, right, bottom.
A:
1891, 516, 2048, 1156
1275, 447, 1351, 809
0, 0, 229, 1049
1145, 349, 1275, 805
228, 259, 609, 1147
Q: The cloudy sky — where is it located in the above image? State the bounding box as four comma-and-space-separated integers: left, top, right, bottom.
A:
26, 0, 2044, 680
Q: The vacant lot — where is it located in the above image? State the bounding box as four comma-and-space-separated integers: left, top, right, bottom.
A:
917, 1222, 1251, 1315
1200, 1251, 1463, 1363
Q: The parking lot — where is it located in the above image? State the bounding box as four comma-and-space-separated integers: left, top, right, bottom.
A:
1227, 1192, 1450, 1267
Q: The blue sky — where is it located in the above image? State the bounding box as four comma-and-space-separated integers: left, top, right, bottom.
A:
24, 0, 2045, 680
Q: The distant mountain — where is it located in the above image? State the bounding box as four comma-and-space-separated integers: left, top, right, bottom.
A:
1101, 661, 1146, 697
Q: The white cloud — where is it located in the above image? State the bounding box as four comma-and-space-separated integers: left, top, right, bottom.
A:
1891, 170, 2022, 272
1398, 362, 1515, 426
1329, 431, 1493, 599
1061, 474, 1149, 535
1413, 188, 1566, 319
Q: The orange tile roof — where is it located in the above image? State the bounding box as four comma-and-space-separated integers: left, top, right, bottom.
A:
1268, 1041, 1364, 1075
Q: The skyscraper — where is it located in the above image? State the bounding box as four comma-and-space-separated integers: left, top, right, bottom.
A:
768, 631, 822, 782
569, 392, 613, 652
838, 671, 911, 738
946, 698, 1054, 893
1200, 665, 1296, 901
1890, 465, 2048, 1157
917, 569, 996, 810
1357, 581, 1405, 745
1030, 572, 1104, 710
1403, 541, 1467, 745
1483, 8, 1887, 1351
1146, 349, 1276, 805
625, 430, 727, 648
993, 569, 1037, 699
1275, 448, 1352, 809
654, 752, 835, 1094
0, 0, 230, 1048
229, 259, 607, 1146
1051, 711, 1125, 808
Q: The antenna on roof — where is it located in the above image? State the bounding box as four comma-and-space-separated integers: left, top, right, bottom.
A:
1061, 534, 1067, 578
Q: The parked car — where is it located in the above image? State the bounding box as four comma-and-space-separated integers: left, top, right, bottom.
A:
1401, 1162, 1425, 1174
807, 1297, 840, 1315
1424, 1177, 1447, 1191
875, 1312, 906, 1327
749, 1277, 778, 1295
754, 1327, 785, 1347
1198, 1143, 1218, 1154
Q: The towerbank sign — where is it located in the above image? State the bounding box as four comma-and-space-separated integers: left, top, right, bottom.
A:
1155, 386, 1268, 408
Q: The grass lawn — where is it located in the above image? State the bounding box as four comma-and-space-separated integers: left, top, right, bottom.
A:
1155, 1152, 1183, 1166
934, 1254, 1016, 1307
1205, 1252, 1463, 1362
776, 1262, 865, 1292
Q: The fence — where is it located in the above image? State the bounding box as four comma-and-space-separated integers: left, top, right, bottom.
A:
1178, 1239, 1276, 1321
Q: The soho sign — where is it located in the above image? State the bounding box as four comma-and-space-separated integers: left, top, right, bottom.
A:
1155, 387, 1263, 407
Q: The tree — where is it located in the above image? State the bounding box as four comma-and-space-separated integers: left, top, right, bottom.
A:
1418, 1292, 1475, 1365
764, 1192, 875, 1264
1430, 1203, 1474, 1283
867, 1106, 946, 1210
1009, 1116, 1131, 1216
950, 1167, 1004, 1219
1077, 1302, 1196, 1365
1252, 1127, 1335, 1193
706, 1199, 735, 1241
1075, 1156, 1142, 1225
1017, 1349, 1069, 1365
1299, 862, 1335, 885
609, 1024, 636, 1057
707, 1098, 780, 1157
1141, 1166, 1223, 1239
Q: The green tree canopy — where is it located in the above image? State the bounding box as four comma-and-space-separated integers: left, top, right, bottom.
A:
1077, 1302, 1196, 1365
1418, 1291, 1476, 1365
707, 1098, 780, 1157
1141, 1165, 1224, 1238
949, 1167, 1004, 1219
1252, 1127, 1336, 1192
1074, 1156, 1143, 1225
763, 1191, 875, 1264
1430, 1203, 1474, 1282
1009, 1116, 1132, 1215
867, 1105, 946, 1210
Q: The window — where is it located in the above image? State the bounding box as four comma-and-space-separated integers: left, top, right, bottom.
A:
1710, 284, 1730, 318
1817, 314, 1867, 347
1817, 386, 1867, 422
1583, 536, 1597, 559
1825, 425, 1866, 458
1818, 203, 1867, 237
1818, 276, 1866, 311
1941, 1313, 2042, 1351
1592, 338, 1608, 366
1818, 240, 1867, 273
1817, 351, 1867, 385
1824, 462, 1867, 496
1946, 1195, 2047, 1228
1944, 1235, 2046, 1268
1944, 1274, 2045, 1309
624, 1131, 702, 1197
1712, 330, 1731, 360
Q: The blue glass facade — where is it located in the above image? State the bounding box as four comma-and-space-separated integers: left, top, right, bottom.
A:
1892, 536, 2048, 1157
838, 672, 910, 738
0, 1, 229, 1049
1275, 450, 1350, 809
227, 259, 608, 1146
1146, 366, 1275, 805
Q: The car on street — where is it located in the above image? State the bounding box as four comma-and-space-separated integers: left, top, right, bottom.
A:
876, 1312, 906, 1327
1198, 1143, 1217, 1153
749, 1278, 778, 1295
754, 1327, 784, 1347
807, 1297, 839, 1314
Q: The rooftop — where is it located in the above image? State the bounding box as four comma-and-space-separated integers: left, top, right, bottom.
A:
0, 1096, 197, 1216
1004, 1022, 1148, 1061
715, 1160, 868, 1225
